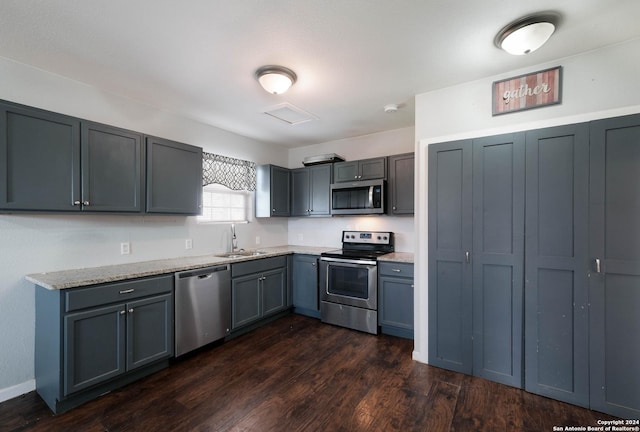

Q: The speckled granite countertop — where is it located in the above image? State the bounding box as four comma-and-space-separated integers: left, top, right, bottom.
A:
378, 252, 414, 264
26, 246, 415, 290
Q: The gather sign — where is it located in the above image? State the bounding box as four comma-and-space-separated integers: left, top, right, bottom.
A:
492, 66, 562, 116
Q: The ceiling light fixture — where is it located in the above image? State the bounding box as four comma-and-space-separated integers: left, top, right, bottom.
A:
495, 13, 559, 55
255, 65, 297, 95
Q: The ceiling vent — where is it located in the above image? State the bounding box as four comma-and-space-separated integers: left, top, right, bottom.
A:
263, 102, 317, 125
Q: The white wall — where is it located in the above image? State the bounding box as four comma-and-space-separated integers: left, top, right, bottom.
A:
413, 38, 640, 364
0, 56, 290, 401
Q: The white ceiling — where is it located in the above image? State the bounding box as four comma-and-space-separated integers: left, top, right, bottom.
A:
1, 0, 639, 148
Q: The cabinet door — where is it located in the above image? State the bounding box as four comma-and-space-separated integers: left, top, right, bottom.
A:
271, 165, 291, 216
589, 114, 640, 418
292, 255, 319, 316
378, 275, 414, 336
0, 101, 81, 211
428, 140, 473, 374
359, 157, 387, 180
232, 275, 261, 329
262, 268, 287, 316
333, 161, 359, 182
524, 124, 589, 406
309, 164, 332, 215
388, 153, 414, 214
472, 133, 525, 388
63, 304, 126, 395
146, 136, 202, 214
290, 168, 310, 216
81, 122, 143, 212
126, 293, 174, 370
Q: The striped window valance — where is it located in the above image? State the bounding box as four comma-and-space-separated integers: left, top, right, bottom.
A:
202, 152, 256, 191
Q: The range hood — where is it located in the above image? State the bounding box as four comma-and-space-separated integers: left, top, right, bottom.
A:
302, 153, 345, 166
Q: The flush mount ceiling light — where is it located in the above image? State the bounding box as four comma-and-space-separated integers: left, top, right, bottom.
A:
495, 13, 559, 55
255, 65, 297, 95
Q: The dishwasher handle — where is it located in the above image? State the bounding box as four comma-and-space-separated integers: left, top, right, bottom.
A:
177, 265, 229, 279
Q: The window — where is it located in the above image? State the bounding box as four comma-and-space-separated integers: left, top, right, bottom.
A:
198, 184, 253, 223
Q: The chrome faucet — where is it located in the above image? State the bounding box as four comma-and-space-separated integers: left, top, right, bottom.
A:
231, 223, 238, 252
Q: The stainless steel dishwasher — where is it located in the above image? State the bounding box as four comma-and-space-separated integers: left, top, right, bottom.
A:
174, 264, 231, 357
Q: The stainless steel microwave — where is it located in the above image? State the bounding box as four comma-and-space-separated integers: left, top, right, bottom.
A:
330, 179, 385, 215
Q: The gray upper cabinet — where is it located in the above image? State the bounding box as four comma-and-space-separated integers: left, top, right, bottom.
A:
256, 164, 290, 217
589, 114, 640, 419
146, 136, 202, 215
388, 153, 414, 214
81, 122, 144, 212
333, 157, 386, 182
291, 164, 332, 216
524, 124, 590, 407
0, 101, 81, 211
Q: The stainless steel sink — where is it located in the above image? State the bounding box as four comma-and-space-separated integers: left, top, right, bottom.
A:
216, 251, 268, 258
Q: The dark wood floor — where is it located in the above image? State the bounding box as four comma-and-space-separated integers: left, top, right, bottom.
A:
1, 314, 617, 431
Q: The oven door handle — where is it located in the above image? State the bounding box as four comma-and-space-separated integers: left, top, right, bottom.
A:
320, 257, 377, 266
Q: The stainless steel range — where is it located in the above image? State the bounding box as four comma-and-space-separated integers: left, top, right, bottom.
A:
320, 231, 394, 334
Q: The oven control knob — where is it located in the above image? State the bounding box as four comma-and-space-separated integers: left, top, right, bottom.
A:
383, 236, 388, 240
377, 236, 382, 240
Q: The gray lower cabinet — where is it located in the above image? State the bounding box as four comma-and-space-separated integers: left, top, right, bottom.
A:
388, 153, 414, 215
35, 275, 174, 414
291, 164, 332, 216
333, 157, 386, 182
146, 136, 202, 214
292, 254, 320, 318
0, 100, 81, 211
378, 262, 414, 339
231, 256, 289, 329
256, 164, 291, 217
589, 114, 640, 419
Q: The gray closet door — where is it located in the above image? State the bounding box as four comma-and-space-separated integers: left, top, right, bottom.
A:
524, 124, 589, 406
589, 114, 640, 418
428, 140, 473, 374
472, 133, 525, 388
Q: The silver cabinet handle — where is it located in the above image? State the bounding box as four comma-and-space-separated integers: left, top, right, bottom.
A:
128, 308, 134, 313
392, 269, 401, 273
595, 258, 602, 273
119, 289, 135, 294
465, 251, 471, 263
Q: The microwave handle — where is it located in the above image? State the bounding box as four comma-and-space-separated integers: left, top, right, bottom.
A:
368, 186, 374, 208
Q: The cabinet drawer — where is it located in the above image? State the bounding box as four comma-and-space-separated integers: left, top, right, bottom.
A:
378, 262, 413, 278
231, 256, 287, 278
65, 275, 173, 312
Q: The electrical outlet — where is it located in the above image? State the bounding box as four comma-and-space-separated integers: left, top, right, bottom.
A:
255, 236, 261, 245
297, 233, 304, 242
120, 242, 130, 255
185, 238, 193, 250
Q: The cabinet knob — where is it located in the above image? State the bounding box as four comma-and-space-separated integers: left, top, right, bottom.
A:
272, 208, 276, 212
312, 262, 316, 266
73, 200, 81, 206
83, 200, 90, 206
392, 206, 397, 210
128, 308, 134, 313
120, 310, 126, 315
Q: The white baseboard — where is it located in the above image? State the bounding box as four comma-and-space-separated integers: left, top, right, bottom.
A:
0, 379, 36, 403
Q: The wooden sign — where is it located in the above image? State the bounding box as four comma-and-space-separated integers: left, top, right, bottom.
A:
492, 66, 562, 115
